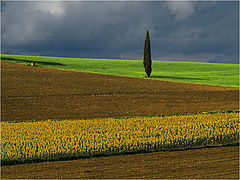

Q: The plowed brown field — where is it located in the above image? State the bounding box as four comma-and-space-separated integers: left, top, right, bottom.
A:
1, 61, 239, 122
1, 146, 239, 179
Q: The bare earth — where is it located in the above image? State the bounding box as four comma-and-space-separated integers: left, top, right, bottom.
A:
1, 61, 239, 122
1, 146, 239, 179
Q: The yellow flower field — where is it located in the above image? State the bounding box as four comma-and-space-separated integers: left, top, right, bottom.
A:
1, 112, 239, 164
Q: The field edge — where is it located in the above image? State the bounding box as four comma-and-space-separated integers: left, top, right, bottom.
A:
3, 109, 240, 123
2, 142, 239, 166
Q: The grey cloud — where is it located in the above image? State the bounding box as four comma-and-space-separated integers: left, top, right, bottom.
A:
1, 1, 239, 63
164, 1, 195, 20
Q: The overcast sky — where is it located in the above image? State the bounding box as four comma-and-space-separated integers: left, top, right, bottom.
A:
1, 1, 239, 63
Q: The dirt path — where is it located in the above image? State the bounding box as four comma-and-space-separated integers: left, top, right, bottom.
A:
1, 146, 239, 179
1, 61, 239, 122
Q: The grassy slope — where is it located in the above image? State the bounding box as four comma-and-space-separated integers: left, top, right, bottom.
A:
1, 54, 239, 87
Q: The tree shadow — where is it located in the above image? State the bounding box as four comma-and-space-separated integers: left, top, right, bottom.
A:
150, 75, 207, 81
1, 57, 65, 66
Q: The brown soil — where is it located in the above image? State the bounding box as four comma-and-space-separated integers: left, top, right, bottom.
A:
1, 61, 239, 122
1, 146, 239, 179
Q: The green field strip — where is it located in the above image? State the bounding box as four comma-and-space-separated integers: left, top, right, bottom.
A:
1, 54, 239, 87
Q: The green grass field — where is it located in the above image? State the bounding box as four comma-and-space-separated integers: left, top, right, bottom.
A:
1, 54, 239, 87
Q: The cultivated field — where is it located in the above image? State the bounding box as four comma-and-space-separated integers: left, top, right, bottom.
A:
2, 112, 238, 165
1, 60, 239, 179
1, 61, 239, 122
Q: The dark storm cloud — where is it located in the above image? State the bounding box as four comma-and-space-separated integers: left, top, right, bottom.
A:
1, 1, 239, 63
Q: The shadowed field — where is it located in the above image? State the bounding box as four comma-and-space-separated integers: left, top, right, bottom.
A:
1, 146, 239, 179
1, 61, 239, 122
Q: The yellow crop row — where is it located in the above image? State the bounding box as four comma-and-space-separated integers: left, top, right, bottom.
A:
1, 112, 239, 162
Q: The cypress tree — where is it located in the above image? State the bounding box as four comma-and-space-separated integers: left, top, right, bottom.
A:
143, 30, 152, 77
